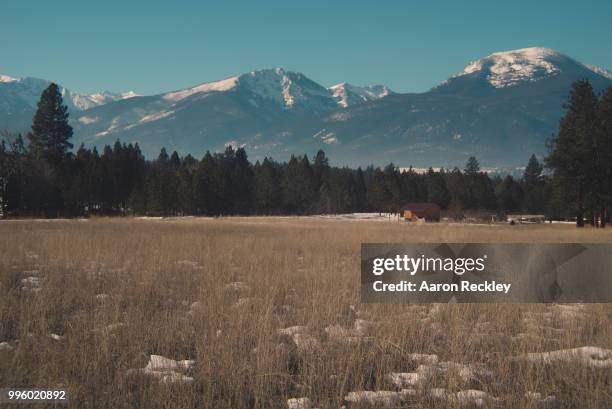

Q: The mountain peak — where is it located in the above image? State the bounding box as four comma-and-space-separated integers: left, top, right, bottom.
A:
489, 47, 561, 59
455, 47, 567, 88
328, 82, 393, 107
0, 74, 19, 83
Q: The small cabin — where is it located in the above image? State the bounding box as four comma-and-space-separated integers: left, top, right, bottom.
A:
401, 202, 441, 222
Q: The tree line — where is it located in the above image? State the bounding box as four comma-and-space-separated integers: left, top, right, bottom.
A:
1, 80, 611, 225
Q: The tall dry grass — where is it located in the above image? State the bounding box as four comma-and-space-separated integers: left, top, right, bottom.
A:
0, 217, 610, 408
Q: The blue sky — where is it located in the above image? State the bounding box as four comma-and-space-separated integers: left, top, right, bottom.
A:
2, 0, 611, 95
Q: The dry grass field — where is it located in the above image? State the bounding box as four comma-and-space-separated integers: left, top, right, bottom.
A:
0, 217, 610, 409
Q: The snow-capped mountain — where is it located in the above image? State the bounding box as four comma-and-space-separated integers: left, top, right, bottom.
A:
69, 90, 140, 110
328, 83, 393, 107
434, 47, 611, 95
306, 47, 612, 167
452, 47, 562, 88
0, 74, 138, 131
69, 68, 394, 154
160, 68, 337, 113
1, 48, 611, 168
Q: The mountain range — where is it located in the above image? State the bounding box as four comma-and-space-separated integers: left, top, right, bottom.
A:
1, 47, 611, 168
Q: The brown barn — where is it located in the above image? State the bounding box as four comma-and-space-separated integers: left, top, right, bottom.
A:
401, 202, 441, 222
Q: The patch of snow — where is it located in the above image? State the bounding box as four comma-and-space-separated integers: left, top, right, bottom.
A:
69, 90, 141, 110
163, 76, 239, 102
138, 110, 175, 124
453, 47, 563, 88
456, 389, 491, 407
585, 64, 612, 80
0, 74, 18, 83
278, 326, 307, 337
95, 117, 120, 138
78, 116, 99, 125
344, 390, 414, 407
145, 355, 195, 372
329, 82, 393, 107
322, 134, 339, 145
287, 397, 312, 409
521, 346, 612, 368
388, 372, 424, 388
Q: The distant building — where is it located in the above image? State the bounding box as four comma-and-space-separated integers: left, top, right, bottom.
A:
401, 202, 441, 222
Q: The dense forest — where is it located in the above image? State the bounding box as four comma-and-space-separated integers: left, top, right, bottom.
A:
1, 80, 611, 226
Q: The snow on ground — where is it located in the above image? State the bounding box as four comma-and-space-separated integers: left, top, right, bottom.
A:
126, 354, 196, 384
521, 346, 612, 368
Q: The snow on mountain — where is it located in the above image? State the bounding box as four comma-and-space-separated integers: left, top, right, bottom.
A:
585, 64, 612, 80
68, 90, 141, 110
163, 76, 239, 102
0, 74, 18, 83
451, 47, 563, 88
328, 83, 393, 107
4, 49, 611, 167
0, 73, 138, 113
159, 68, 391, 112
161, 68, 337, 113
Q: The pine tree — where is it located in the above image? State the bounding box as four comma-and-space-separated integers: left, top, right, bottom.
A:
254, 158, 281, 214
522, 154, 544, 214
367, 168, 390, 215
426, 168, 450, 209
281, 155, 316, 214
353, 168, 367, 211
28, 83, 73, 164
464, 156, 480, 176
496, 175, 524, 215
463, 156, 481, 209
546, 80, 598, 227
596, 85, 612, 227
445, 168, 467, 216
383, 164, 402, 213
232, 147, 254, 214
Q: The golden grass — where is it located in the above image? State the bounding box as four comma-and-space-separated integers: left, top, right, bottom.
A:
0, 218, 610, 408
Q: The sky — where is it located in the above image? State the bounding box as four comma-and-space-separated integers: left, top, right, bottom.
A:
1, 0, 611, 95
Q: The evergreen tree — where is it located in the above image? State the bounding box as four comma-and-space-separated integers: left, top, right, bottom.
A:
177, 154, 198, 214
496, 175, 524, 215
522, 154, 545, 214
281, 155, 316, 214
425, 168, 450, 209
445, 168, 467, 216
353, 168, 368, 211
383, 164, 402, 213
231, 147, 254, 214
464, 156, 480, 176
367, 168, 390, 214
28, 83, 73, 164
546, 80, 598, 227
254, 158, 281, 214
595, 86, 612, 227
